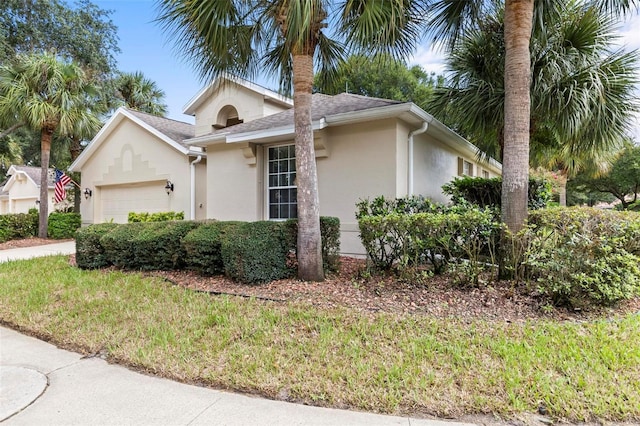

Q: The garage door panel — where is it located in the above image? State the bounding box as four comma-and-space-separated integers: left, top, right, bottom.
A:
100, 182, 170, 223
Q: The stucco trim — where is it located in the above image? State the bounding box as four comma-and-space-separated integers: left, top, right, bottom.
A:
69, 108, 192, 172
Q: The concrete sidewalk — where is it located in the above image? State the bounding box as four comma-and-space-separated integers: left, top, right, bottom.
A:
0, 241, 76, 263
0, 242, 477, 426
0, 327, 476, 426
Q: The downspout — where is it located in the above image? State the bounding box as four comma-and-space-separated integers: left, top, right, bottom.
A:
190, 155, 202, 220
408, 122, 429, 196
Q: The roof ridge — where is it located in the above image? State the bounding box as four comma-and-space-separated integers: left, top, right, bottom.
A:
125, 108, 194, 126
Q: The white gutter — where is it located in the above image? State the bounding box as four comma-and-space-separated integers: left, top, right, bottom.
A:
408, 122, 430, 196
190, 155, 202, 220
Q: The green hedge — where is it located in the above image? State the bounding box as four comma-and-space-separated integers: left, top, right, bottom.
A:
221, 221, 295, 284
77, 217, 340, 283
75, 223, 120, 269
521, 207, 640, 307
48, 212, 81, 239
99, 221, 199, 270
442, 176, 552, 210
182, 221, 243, 275
128, 211, 184, 222
0, 210, 38, 242
358, 208, 500, 283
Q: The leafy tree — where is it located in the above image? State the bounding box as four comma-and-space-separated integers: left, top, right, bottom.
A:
156, 0, 425, 281
424, 0, 639, 232
113, 71, 168, 116
314, 54, 442, 110
0, 53, 100, 237
568, 142, 640, 209
428, 4, 638, 178
0, 0, 120, 78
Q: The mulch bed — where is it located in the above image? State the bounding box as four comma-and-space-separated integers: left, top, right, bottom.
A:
150, 257, 640, 322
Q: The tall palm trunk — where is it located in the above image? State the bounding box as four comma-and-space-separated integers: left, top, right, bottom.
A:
501, 0, 534, 233
39, 127, 54, 238
70, 135, 83, 213
292, 53, 324, 281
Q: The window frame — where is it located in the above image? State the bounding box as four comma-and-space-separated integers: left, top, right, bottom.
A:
265, 143, 297, 220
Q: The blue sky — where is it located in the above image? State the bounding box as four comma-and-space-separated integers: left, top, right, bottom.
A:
94, 0, 640, 141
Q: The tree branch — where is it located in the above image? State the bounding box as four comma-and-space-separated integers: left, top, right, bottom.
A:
0, 123, 25, 139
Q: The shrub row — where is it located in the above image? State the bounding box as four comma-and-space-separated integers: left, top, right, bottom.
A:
0, 210, 38, 242
0, 210, 80, 242
128, 211, 184, 222
359, 208, 500, 284
76, 217, 340, 284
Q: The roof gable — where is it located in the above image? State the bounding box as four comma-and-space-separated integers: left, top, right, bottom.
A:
182, 75, 293, 116
69, 108, 198, 172
3, 165, 55, 192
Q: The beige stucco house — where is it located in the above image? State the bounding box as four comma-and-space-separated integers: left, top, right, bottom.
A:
0, 165, 58, 214
71, 77, 501, 255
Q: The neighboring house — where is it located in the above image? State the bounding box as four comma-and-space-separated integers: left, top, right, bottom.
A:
71, 76, 501, 255
0, 165, 57, 215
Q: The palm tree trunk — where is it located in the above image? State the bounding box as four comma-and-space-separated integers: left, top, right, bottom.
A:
501, 0, 534, 233
292, 53, 324, 282
70, 136, 83, 213
39, 128, 53, 238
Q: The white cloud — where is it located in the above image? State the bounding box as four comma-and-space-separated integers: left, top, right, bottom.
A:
409, 44, 447, 75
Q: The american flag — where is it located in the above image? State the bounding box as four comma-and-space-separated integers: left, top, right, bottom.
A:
54, 169, 72, 203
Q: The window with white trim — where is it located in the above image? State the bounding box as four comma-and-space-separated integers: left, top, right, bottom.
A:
463, 160, 473, 176
268, 145, 297, 219
482, 170, 490, 178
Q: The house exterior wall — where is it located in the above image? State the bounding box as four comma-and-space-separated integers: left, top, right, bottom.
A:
205, 143, 260, 221
2, 175, 56, 214
194, 159, 207, 220
193, 84, 289, 137
79, 119, 193, 224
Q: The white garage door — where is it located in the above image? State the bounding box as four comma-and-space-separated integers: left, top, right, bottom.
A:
100, 181, 170, 223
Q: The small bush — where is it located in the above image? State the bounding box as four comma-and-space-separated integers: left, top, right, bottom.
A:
48, 212, 81, 239
442, 176, 552, 210
128, 211, 184, 222
221, 221, 294, 284
182, 221, 243, 275
0, 210, 38, 242
75, 223, 120, 269
355, 195, 442, 219
522, 207, 640, 308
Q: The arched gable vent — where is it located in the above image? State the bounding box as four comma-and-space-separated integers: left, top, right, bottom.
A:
213, 105, 243, 130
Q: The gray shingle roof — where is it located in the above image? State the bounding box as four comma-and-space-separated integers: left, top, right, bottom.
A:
126, 109, 194, 146
204, 93, 401, 137
10, 165, 56, 187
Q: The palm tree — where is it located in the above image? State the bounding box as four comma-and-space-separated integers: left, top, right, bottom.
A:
428, 3, 639, 176
424, 0, 639, 232
156, 0, 424, 281
0, 52, 98, 237
113, 71, 168, 116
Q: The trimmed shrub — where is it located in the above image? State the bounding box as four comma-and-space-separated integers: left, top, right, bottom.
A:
284, 217, 341, 273
182, 221, 243, 275
522, 207, 640, 307
358, 208, 500, 284
75, 223, 120, 269
0, 210, 38, 242
132, 220, 200, 270
442, 176, 552, 210
221, 221, 294, 284
48, 212, 81, 239
99, 222, 149, 269
128, 211, 184, 222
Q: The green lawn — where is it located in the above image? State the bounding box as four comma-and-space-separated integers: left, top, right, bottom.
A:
1, 256, 638, 422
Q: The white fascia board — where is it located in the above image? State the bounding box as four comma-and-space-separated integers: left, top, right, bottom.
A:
185, 133, 229, 146
183, 75, 293, 115
69, 108, 190, 172
226, 119, 328, 144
